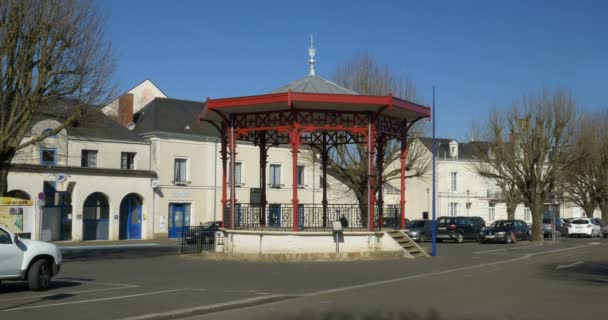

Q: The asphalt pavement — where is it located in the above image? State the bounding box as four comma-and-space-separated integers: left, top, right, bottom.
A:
0, 237, 605, 320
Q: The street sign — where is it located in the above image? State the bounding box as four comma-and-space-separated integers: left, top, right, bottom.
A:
37, 192, 44, 200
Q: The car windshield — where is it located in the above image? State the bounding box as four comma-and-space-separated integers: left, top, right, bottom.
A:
201, 222, 215, 228
571, 219, 589, 225
542, 219, 552, 224
490, 221, 514, 228
408, 220, 427, 228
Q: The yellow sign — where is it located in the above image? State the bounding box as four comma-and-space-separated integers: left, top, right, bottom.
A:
0, 197, 33, 233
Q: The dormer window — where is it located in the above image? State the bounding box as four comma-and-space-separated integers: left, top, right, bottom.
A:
449, 141, 459, 159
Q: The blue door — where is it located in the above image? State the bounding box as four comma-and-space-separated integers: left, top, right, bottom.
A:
269, 204, 281, 228
120, 194, 142, 240
169, 204, 190, 238
298, 204, 305, 229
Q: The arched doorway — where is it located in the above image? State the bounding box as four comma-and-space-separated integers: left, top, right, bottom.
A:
120, 193, 142, 240
82, 192, 110, 240
7, 189, 31, 200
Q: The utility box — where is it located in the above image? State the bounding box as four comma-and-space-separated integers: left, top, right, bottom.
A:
214, 231, 225, 252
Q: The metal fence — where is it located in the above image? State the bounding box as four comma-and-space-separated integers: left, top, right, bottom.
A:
179, 226, 216, 254
222, 204, 403, 231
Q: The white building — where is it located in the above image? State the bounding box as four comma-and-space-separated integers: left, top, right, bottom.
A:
8, 100, 156, 241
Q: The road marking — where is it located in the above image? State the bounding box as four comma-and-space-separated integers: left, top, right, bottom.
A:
475, 243, 545, 254
1, 289, 179, 312
0, 286, 134, 302
117, 295, 291, 320
556, 261, 583, 269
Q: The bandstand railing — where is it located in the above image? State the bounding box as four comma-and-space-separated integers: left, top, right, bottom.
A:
223, 204, 402, 232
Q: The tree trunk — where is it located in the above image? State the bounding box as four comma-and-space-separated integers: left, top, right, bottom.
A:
506, 203, 517, 220
355, 191, 369, 228
530, 200, 544, 241
599, 199, 608, 223
0, 160, 10, 196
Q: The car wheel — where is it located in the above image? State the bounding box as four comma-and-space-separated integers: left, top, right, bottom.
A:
436, 239, 443, 243
28, 259, 52, 291
603, 233, 607, 238
455, 233, 464, 244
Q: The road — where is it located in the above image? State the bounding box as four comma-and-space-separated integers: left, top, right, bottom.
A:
0, 238, 606, 320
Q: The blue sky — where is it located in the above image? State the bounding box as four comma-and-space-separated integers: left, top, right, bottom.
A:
99, 0, 608, 140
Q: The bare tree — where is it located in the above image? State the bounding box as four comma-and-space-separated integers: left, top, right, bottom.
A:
325, 53, 430, 218
563, 115, 599, 218
471, 90, 579, 241
592, 111, 608, 221
499, 180, 522, 220
0, 0, 113, 194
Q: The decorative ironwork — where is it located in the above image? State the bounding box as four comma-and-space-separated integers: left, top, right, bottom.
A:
179, 225, 216, 254
376, 115, 407, 139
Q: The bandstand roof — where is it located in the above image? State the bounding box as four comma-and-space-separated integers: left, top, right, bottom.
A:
199, 89, 430, 123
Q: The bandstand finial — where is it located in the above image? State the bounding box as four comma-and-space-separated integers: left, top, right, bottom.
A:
308, 34, 316, 76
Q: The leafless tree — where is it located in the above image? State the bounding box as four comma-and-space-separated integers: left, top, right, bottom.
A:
591, 111, 608, 221
0, 0, 113, 194
471, 90, 579, 240
324, 53, 430, 218
562, 114, 600, 218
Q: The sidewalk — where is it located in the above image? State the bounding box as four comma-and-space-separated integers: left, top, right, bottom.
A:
52, 238, 179, 248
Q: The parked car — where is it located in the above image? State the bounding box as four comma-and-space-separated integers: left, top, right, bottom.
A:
0, 225, 62, 290
602, 223, 608, 238
184, 221, 222, 244
543, 218, 567, 238
436, 216, 485, 244
480, 220, 531, 244
566, 218, 602, 238
405, 220, 432, 242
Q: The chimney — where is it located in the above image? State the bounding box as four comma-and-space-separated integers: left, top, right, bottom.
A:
117, 93, 134, 127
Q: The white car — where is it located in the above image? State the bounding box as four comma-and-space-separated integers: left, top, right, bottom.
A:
566, 218, 602, 238
0, 225, 62, 290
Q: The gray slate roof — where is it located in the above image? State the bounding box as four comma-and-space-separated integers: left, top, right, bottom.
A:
418, 137, 489, 160
34, 99, 145, 142
269, 75, 358, 95
133, 98, 219, 137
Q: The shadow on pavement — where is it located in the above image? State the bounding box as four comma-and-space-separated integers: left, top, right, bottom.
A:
540, 260, 608, 285
61, 245, 179, 262
285, 309, 453, 320
0, 279, 82, 294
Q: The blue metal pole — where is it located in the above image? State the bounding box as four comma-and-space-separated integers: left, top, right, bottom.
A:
431, 87, 437, 257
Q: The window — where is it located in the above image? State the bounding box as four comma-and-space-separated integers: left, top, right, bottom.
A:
524, 207, 531, 221
489, 204, 496, 221
450, 172, 458, 192
81, 150, 98, 168
234, 162, 243, 185
121, 152, 136, 170
449, 202, 459, 216
0, 228, 11, 244
269, 164, 281, 188
40, 147, 57, 166
297, 166, 305, 187
42, 128, 57, 138
174, 158, 188, 185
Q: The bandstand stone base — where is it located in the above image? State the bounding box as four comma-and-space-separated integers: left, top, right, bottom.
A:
209, 229, 411, 261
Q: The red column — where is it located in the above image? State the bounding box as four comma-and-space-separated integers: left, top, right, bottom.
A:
220, 125, 228, 228
291, 130, 300, 232
229, 120, 236, 230
399, 139, 408, 230
376, 135, 385, 230
368, 119, 376, 232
